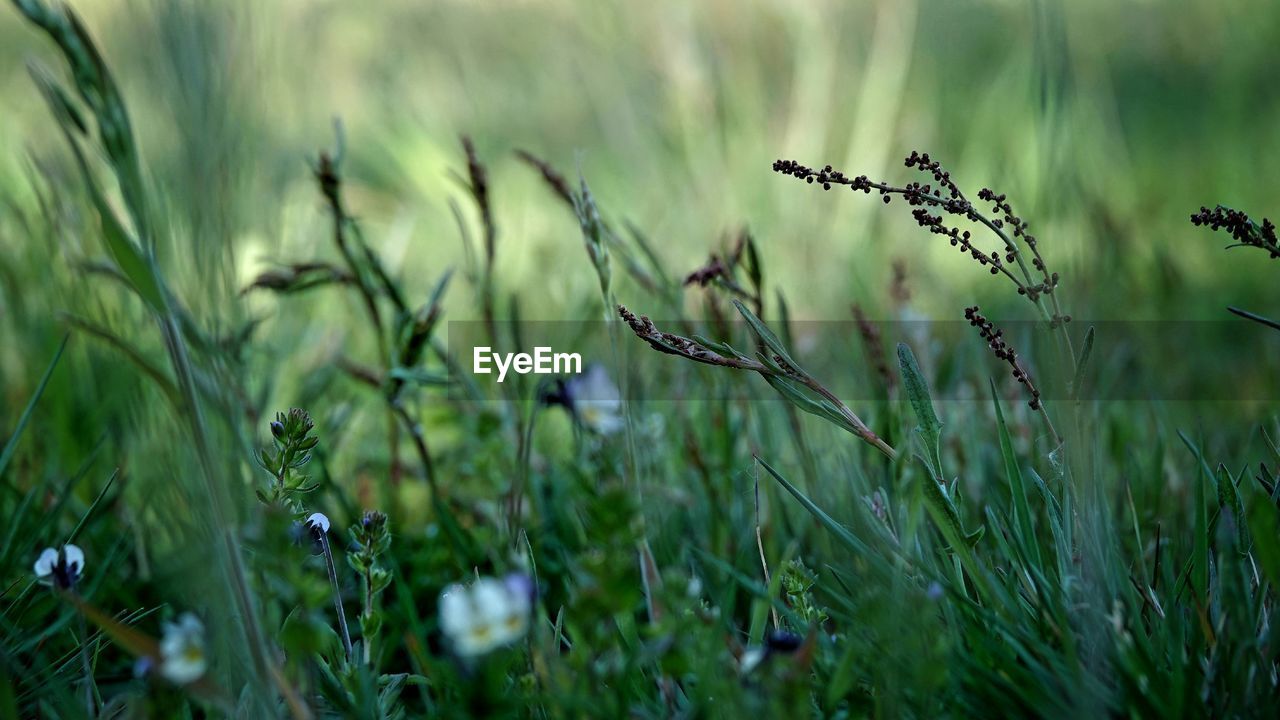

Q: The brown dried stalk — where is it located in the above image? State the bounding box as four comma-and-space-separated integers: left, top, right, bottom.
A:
618, 305, 897, 460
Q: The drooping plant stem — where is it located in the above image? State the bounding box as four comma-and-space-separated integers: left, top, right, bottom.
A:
619, 306, 898, 461
775, 154, 1079, 375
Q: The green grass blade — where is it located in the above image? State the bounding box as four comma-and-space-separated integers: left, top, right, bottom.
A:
62, 314, 180, 407
991, 380, 1041, 567
733, 299, 797, 369
1071, 325, 1095, 400
27, 67, 164, 311
1245, 485, 1280, 589
65, 469, 119, 544
897, 343, 942, 477
0, 334, 69, 479
755, 456, 868, 555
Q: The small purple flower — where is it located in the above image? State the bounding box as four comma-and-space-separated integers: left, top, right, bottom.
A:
133, 655, 155, 679
765, 629, 803, 653
503, 572, 536, 604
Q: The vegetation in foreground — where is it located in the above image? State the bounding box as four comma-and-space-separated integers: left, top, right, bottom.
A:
3, 1, 1280, 717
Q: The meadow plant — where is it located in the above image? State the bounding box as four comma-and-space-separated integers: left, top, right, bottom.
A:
963, 306, 1056, 440
618, 303, 896, 458
438, 574, 534, 659
773, 152, 1078, 400
773, 153, 1067, 317
6, 1, 1280, 718
539, 364, 626, 436
348, 510, 393, 665
1192, 204, 1279, 256
305, 511, 354, 661
1191, 203, 1280, 330
258, 408, 321, 510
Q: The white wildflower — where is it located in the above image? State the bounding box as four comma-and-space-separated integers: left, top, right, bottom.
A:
33, 544, 85, 588
439, 574, 533, 658
305, 512, 330, 534
739, 646, 767, 675
563, 364, 625, 435
159, 613, 207, 685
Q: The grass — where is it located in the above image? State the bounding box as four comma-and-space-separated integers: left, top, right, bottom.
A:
3, 0, 1280, 717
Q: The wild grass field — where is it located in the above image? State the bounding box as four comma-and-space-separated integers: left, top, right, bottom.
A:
3, 0, 1280, 717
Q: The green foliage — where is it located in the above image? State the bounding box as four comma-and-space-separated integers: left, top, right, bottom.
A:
4, 1, 1280, 718
257, 408, 321, 510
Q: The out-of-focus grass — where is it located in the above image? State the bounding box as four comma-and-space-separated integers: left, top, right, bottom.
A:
4, 0, 1277, 488
3, 0, 1278, 330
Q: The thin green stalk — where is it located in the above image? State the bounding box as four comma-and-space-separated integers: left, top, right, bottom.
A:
316, 151, 402, 483
75, 604, 95, 718
391, 403, 438, 496
508, 405, 538, 543
361, 570, 373, 666
795, 373, 898, 461
318, 532, 353, 662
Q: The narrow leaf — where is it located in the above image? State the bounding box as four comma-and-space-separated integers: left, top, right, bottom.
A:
0, 334, 68, 478
991, 380, 1041, 566
733, 299, 797, 370
897, 343, 943, 476
756, 456, 868, 554
1071, 325, 1095, 400
29, 66, 164, 311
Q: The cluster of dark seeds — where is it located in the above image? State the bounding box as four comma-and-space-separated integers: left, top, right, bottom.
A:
1191, 205, 1279, 258
910, 208, 1005, 275
964, 306, 1043, 411
978, 188, 1061, 306
773, 152, 1067, 308
771, 156, 968, 215
904, 150, 967, 203
773, 158, 873, 194
683, 255, 731, 287
618, 305, 751, 369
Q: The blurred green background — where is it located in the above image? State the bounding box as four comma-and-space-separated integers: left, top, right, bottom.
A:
2, 0, 1279, 489
4, 0, 1278, 327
